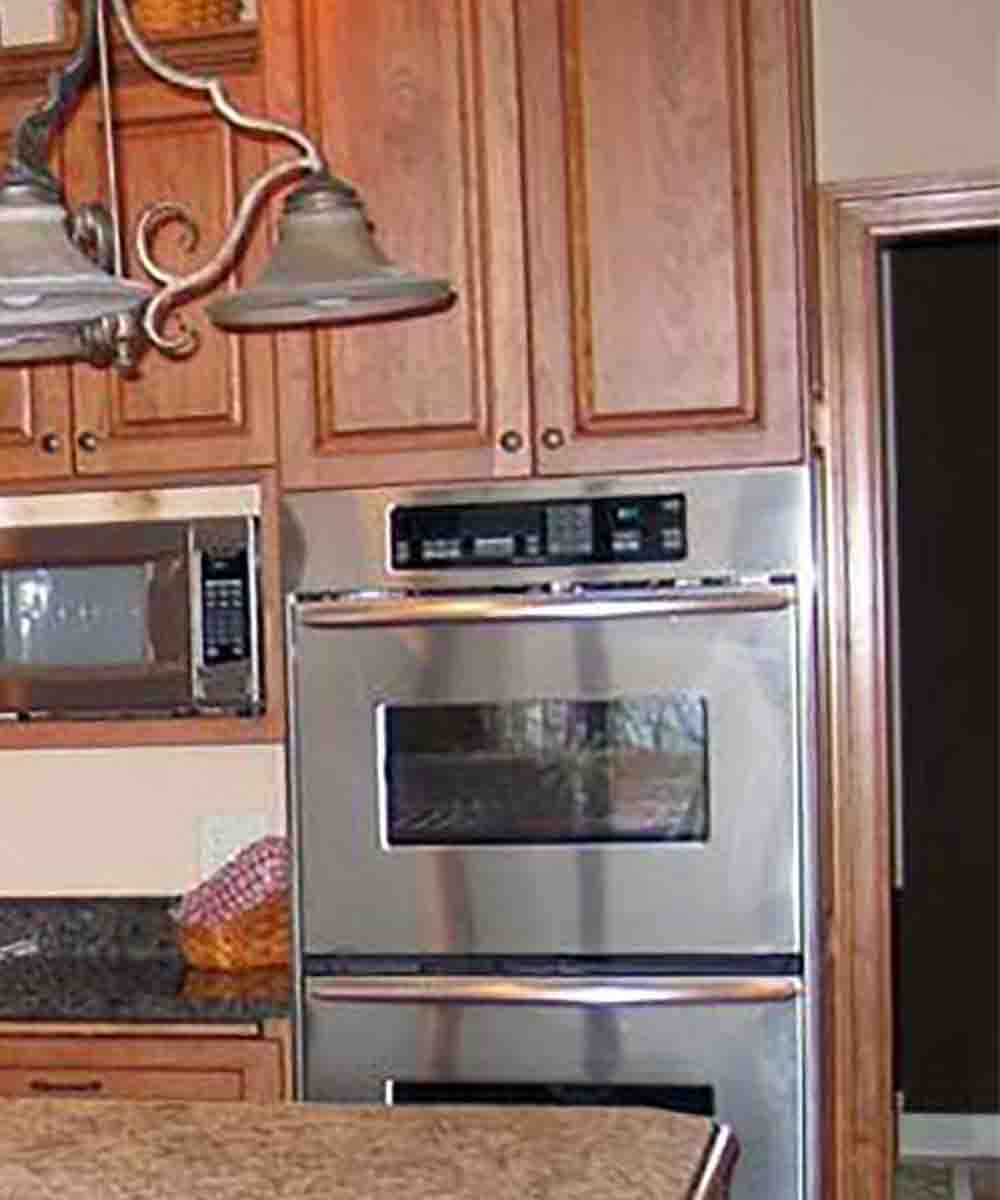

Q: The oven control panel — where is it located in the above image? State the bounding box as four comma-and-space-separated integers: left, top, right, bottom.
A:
390, 493, 687, 569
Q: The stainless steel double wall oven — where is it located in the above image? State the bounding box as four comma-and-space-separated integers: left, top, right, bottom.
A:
284, 467, 818, 1200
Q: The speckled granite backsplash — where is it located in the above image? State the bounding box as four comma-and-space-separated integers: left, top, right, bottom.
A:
0, 897, 180, 961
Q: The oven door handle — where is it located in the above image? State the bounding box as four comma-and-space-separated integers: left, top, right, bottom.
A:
297, 587, 794, 628
307, 976, 802, 1007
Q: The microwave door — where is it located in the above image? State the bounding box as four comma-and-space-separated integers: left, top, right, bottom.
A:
290, 586, 802, 959
0, 539, 191, 719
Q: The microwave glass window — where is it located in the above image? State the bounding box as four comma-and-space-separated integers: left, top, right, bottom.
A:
382, 696, 709, 845
0, 566, 150, 668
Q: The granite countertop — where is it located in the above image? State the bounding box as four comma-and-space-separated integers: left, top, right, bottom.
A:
0, 1099, 731, 1199
0, 899, 289, 1025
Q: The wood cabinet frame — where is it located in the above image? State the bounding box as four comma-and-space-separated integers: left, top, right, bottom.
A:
815, 168, 1000, 1200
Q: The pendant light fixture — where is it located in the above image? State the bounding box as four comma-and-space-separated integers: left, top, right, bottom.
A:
0, 0, 453, 373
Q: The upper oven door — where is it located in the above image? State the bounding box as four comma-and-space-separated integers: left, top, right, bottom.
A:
290, 586, 802, 958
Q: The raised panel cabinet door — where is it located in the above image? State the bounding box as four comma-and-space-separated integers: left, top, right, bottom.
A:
519, 0, 809, 474
0, 91, 74, 482
64, 72, 277, 477
276, 0, 531, 489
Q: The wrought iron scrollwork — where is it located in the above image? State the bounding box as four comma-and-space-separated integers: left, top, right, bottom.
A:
5, 0, 100, 199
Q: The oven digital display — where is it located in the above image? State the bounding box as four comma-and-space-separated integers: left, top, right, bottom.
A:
389, 493, 686, 568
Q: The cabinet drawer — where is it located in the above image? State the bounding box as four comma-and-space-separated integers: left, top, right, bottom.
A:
0, 1035, 284, 1103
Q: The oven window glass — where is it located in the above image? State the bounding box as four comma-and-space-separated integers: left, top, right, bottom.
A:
382, 695, 708, 844
0, 565, 149, 668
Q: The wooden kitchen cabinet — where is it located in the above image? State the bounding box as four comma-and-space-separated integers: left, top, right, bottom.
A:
0, 1020, 289, 1103
267, 0, 811, 490
0, 28, 277, 486
268, 0, 532, 490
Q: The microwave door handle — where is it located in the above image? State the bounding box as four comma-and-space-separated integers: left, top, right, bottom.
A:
307, 976, 802, 1007
297, 588, 793, 629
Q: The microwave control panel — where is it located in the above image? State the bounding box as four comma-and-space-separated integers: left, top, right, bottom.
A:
390, 493, 687, 569
201, 549, 251, 663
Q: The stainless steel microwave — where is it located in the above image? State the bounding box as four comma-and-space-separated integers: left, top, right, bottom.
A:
0, 483, 262, 720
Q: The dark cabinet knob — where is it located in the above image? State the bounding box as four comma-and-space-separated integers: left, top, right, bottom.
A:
77, 430, 99, 453
39, 432, 61, 455
498, 429, 524, 454
540, 427, 565, 451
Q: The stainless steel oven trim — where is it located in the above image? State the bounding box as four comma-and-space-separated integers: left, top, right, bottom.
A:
298, 586, 795, 629
187, 523, 204, 701
307, 975, 803, 1007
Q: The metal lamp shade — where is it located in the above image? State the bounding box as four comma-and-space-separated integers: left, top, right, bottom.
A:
0, 193, 151, 364
207, 173, 453, 330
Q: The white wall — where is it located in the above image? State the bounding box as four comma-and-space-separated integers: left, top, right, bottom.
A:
0, 745, 286, 896
812, 0, 1000, 181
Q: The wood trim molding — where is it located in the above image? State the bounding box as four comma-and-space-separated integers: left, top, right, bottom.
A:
816, 167, 999, 1200
0, 23, 257, 91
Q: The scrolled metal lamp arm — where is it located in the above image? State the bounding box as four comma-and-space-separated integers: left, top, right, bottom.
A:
5, 0, 99, 199
106, 0, 326, 357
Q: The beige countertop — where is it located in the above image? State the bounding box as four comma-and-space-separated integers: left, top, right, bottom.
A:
0, 1099, 731, 1199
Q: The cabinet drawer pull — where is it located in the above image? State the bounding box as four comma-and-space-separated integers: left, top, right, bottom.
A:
540, 427, 565, 451
77, 431, 100, 453
39, 432, 62, 454
29, 1079, 104, 1095
498, 429, 523, 454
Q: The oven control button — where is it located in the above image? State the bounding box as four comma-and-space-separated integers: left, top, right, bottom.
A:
421, 538, 463, 561
473, 536, 516, 560
611, 530, 643, 555
661, 527, 685, 554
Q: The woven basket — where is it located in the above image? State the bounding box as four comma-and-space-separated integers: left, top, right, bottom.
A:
132, 0, 243, 32
176, 890, 290, 972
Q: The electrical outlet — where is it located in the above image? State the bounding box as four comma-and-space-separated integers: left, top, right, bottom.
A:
198, 812, 268, 880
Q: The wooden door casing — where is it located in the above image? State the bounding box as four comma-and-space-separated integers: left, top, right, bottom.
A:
520, 0, 810, 475
816, 170, 1000, 1200
274, 0, 532, 490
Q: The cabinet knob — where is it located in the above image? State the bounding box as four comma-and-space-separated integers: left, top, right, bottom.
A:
39, 432, 61, 455
77, 430, 99, 453
498, 429, 524, 454
540, 427, 565, 451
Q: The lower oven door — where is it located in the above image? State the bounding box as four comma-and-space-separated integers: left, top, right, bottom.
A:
303, 975, 806, 1200
291, 585, 802, 957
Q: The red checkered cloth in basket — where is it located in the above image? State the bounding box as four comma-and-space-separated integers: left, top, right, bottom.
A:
172, 835, 289, 929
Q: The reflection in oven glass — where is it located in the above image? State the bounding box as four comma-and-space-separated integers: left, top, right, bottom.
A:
383, 695, 708, 844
